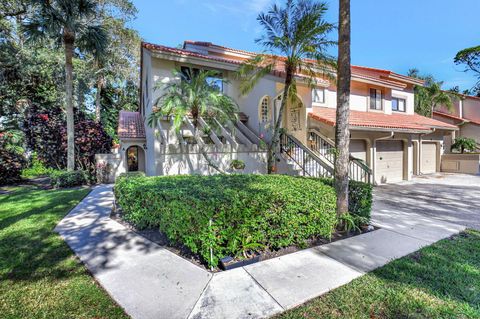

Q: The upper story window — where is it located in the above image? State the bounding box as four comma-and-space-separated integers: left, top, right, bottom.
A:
369, 88, 383, 110
260, 96, 270, 123
392, 97, 406, 112
180, 66, 223, 92
312, 88, 325, 104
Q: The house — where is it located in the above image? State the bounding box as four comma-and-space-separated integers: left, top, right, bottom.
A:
433, 94, 480, 151
99, 41, 458, 184
433, 94, 480, 174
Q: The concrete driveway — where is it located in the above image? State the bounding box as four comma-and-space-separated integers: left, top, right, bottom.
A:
373, 173, 480, 231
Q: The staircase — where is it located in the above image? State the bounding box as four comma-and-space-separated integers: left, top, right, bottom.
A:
280, 131, 373, 184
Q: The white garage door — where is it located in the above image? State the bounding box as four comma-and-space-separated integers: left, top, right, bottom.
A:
349, 140, 367, 162
376, 140, 404, 183
421, 142, 437, 174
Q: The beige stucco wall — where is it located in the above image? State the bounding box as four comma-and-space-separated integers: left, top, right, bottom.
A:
462, 97, 480, 122
441, 153, 480, 174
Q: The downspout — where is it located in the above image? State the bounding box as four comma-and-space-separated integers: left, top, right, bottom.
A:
372, 131, 394, 185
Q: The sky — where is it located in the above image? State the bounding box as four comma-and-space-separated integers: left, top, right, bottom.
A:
130, 0, 480, 91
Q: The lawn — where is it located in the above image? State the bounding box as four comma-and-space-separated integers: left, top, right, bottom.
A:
277, 230, 480, 319
0, 185, 128, 319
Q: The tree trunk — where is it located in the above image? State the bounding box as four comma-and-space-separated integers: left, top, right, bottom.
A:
95, 61, 104, 123
267, 64, 294, 173
64, 31, 75, 171
335, 0, 351, 216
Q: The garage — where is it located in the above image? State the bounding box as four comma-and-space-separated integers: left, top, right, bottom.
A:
349, 139, 367, 161
376, 140, 404, 183
421, 142, 437, 174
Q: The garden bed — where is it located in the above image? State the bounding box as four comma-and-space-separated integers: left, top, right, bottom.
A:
114, 174, 373, 271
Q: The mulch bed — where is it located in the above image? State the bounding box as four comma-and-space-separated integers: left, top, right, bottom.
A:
111, 203, 378, 272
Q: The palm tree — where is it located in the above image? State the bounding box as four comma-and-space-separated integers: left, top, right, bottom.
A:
335, 0, 351, 216
237, 0, 336, 173
23, 0, 107, 170
407, 69, 458, 117
147, 68, 239, 173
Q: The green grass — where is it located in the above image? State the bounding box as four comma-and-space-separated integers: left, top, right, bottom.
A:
0, 186, 128, 319
277, 230, 480, 319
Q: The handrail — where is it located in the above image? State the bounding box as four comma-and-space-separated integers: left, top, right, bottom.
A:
280, 133, 333, 178
308, 130, 372, 184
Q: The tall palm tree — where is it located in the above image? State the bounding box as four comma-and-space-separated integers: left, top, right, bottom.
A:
335, 0, 351, 215
148, 68, 239, 173
237, 0, 336, 173
23, 0, 107, 170
407, 69, 458, 117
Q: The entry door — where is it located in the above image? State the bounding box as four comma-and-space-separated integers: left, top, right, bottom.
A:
376, 140, 404, 183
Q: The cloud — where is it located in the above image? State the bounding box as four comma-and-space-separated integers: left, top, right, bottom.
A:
201, 0, 272, 16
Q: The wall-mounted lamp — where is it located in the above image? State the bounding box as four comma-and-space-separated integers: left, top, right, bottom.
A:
143, 143, 148, 150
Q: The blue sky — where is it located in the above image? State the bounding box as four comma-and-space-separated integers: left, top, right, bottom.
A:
130, 0, 479, 91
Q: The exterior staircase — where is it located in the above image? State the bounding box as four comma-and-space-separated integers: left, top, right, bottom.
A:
279, 131, 372, 184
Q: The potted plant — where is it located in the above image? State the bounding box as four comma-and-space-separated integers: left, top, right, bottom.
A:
230, 159, 246, 170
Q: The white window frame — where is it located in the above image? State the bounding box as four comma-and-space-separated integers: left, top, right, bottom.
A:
392, 96, 406, 112
312, 87, 326, 104
259, 96, 271, 123
369, 88, 383, 111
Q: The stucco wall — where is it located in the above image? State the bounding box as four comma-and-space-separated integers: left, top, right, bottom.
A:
462, 97, 480, 122
441, 153, 480, 174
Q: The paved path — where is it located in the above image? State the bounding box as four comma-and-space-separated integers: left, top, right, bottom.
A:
56, 182, 467, 319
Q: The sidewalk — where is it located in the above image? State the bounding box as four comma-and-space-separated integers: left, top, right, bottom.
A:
55, 185, 466, 319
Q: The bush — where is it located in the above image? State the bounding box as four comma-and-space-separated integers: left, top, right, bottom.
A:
0, 130, 26, 185
21, 153, 55, 179
318, 178, 373, 220
50, 170, 88, 188
115, 174, 337, 268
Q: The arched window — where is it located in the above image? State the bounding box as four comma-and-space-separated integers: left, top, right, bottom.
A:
260, 96, 270, 123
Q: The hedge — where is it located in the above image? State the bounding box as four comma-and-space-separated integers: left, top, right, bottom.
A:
318, 178, 373, 219
115, 174, 337, 268
50, 170, 88, 188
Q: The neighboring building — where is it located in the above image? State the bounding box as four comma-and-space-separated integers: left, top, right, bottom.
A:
105, 41, 457, 184
433, 94, 480, 152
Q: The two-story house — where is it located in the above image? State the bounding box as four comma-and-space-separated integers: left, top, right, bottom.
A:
109, 41, 457, 184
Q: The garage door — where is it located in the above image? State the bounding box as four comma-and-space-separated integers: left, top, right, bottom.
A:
349, 140, 367, 162
421, 142, 437, 174
376, 140, 404, 183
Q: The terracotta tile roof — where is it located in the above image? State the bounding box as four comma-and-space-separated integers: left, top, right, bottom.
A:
309, 107, 458, 132
118, 111, 146, 139
434, 111, 480, 126
143, 41, 420, 87
142, 42, 243, 66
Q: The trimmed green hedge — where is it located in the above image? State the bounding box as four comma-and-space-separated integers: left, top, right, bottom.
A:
115, 174, 337, 268
318, 178, 373, 219
50, 170, 88, 188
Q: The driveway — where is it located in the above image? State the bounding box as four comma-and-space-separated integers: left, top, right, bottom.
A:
373, 173, 480, 231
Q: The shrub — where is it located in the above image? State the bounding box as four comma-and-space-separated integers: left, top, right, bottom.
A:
115, 174, 337, 268
451, 137, 477, 154
21, 153, 55, 179
318, 178, 373, 220
50, 170, 88, 188
0, 130, 26, 185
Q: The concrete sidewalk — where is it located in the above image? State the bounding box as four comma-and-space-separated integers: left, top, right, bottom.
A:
56, 184, 466, 319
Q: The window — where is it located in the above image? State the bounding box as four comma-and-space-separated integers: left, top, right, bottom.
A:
260, 96, 270, 123
206, 76, 223, 92
180, 66, 223, 92
369, 88, 383, 110
392, 97, 406, 112
312, 88, 325, 104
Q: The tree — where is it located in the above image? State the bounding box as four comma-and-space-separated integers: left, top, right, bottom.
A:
451, 137, 477, 154
93, 0, 141, 122
23, 0, 108, 171
237, 0, 336, 173
335, 0, 350, 216
147, 68, 239, 173
407, 69, 458, 117
454, 45, 480, 95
